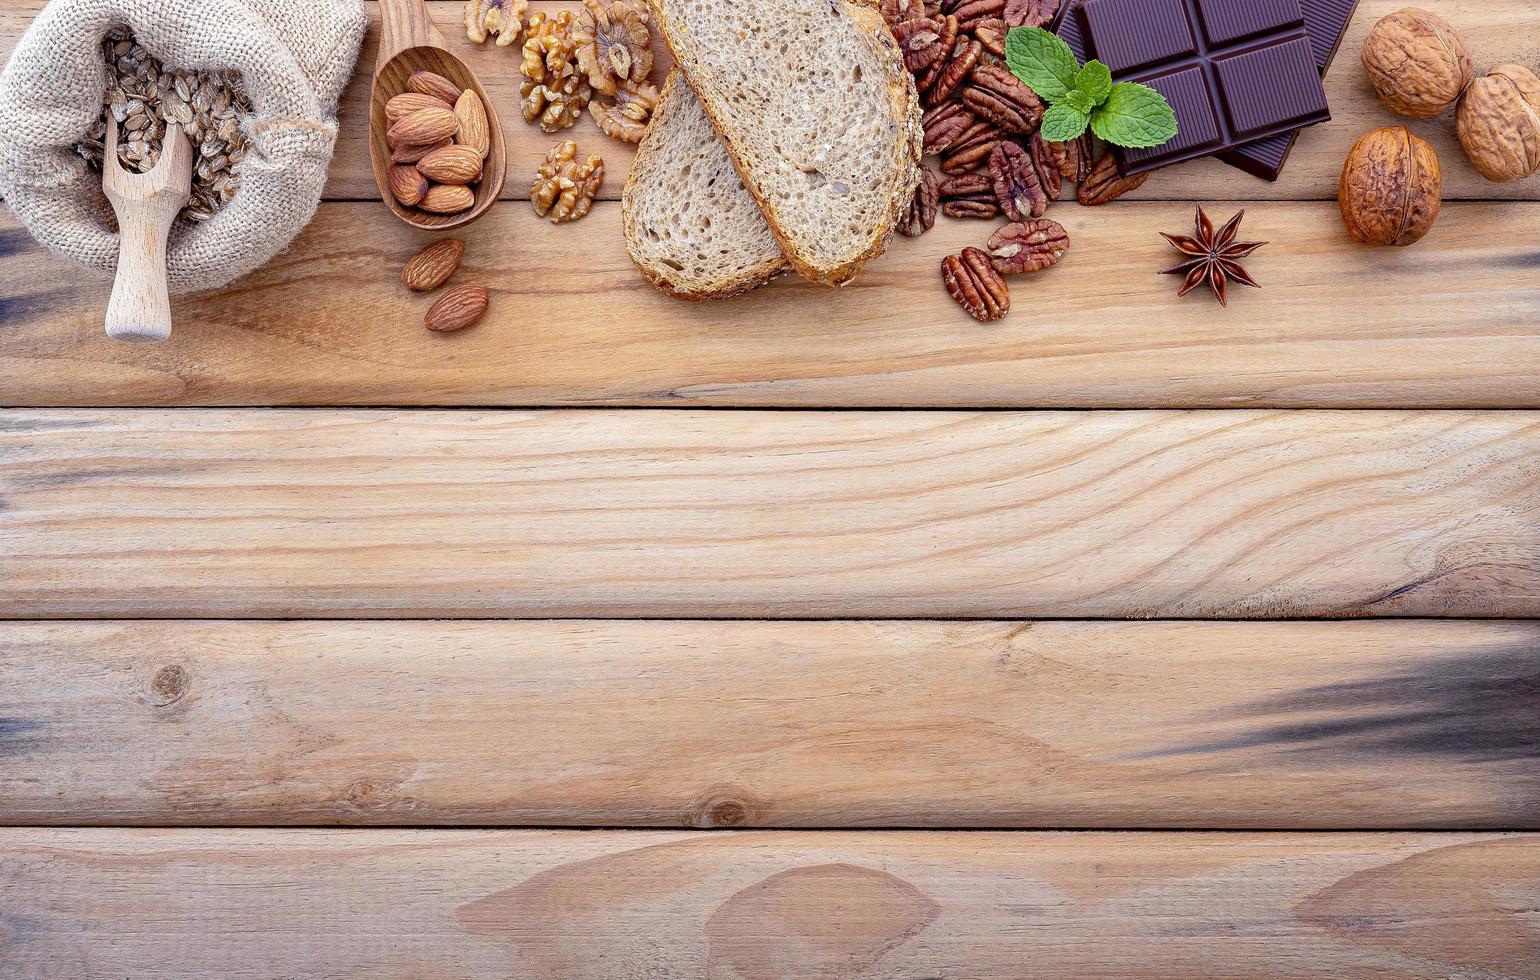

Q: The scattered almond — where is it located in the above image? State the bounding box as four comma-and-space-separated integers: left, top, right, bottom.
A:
402, 239, 465, 291
386, 92, 453, 122
392, 137, 452, 165
418, 144, 484, 185
454, 90, 491, 159
407, 70, 462, 105
388, 164, 429, 207
426, 282, 490, 332
389, 106, 458, 149
420, 183, 476, 213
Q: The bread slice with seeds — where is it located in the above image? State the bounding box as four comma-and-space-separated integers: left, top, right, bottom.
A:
622, 72, 790, 300
645, 0, 923, 286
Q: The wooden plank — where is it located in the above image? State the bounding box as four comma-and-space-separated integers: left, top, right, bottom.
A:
3, 409, 1536, 619
3, 0, 1535, 202
1, 829, 1536, 978
4, 201, 1538, 408
2, 620, 1535, 828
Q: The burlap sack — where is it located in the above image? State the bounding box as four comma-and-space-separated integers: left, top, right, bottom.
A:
0, 0, 367, 292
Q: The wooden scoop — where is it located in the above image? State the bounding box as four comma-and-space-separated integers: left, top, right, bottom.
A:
102, 115, 193, 343
369, 0, 505, 231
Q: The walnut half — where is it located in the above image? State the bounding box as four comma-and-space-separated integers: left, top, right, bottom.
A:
520, 11, 593, 132
464, 0, 526, 46
532, 140, 605, 223
573, 0, 654, 97
590, 80, 659, 143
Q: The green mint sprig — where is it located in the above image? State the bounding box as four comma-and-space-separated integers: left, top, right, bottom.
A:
1004, 26, 1178, 148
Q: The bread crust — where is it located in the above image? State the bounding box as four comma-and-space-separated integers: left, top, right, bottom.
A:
646, 0, 923, 288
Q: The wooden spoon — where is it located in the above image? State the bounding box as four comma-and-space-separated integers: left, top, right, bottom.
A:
370, 0, 506, 230
101, 116, 193, 343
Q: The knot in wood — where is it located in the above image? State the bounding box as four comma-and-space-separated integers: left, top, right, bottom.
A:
686, 787, 757, 828
142, 664, 189, 707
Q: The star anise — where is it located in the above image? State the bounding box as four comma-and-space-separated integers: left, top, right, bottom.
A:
1160, 206, 1266, 306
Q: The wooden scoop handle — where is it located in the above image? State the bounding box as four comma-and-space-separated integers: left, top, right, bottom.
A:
377, 0, 447, 67
105, 194, 181, 343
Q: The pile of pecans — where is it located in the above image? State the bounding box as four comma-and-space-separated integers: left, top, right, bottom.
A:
885, 0, 1149, 321
384, 71, 492, 218
75, 26, 251, 223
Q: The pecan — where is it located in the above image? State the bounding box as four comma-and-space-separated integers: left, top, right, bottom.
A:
911, 15, 960, 93
898, 166, 939, 237
1043, 133, 1094, 181
1003, 0, 1059, 28
922, 101, 976, 155
939, 172, 998, 219
940, 119, 1002, 174
942, 247, 1009, 322
1028, 133, 1062, 201
973, 17, 1007, 58
990, 140, 1047, 221
1078, 150, 1149, 206
988, 219, 1069, 275
942, 0, 1004, 31
923, 37, 981, 106
962, 65, 1044, 135
892, 17, 948, 73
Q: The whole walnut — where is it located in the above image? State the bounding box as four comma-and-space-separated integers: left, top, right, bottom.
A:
1457, 64, 1540, 182
1339, 127, 1442, 247
1361, 8, 1473, 118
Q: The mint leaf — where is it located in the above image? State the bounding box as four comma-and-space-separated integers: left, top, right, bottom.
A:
1040, 102, 1090, 142
1091, 82, 1179, 148
1074, 60, 1112, 105
1063, 89, 1095, 115
1004, 26, 1079, 103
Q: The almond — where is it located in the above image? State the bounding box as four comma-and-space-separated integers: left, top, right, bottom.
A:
392, 138, 452, 165
386, 92, 453, 122
454, 90, 490, 159
419, 183, 475, 214
388, 106, 457, 149
417, 144, 484, 185
388, 164, 429, 207
425, 282, 489, 332
401, 239, 465, 292
407, 70, 462, 105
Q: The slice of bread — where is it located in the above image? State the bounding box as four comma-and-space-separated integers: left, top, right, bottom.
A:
622, 73, 790, 300
646, 0, 923, 286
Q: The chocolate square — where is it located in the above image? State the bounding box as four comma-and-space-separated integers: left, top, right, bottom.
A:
1058, 0, 1330, 176
1218, 0, 1361, 180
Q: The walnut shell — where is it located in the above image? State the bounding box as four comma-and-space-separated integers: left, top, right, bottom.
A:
1339, 127, 1443, 247
1457, 64, 1540, 183
1361, 8, 1473, 119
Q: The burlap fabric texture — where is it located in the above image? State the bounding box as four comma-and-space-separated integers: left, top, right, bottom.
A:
0, 0, 367, 292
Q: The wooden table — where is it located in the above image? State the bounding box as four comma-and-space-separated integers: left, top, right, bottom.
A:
2, 2, 1538, 976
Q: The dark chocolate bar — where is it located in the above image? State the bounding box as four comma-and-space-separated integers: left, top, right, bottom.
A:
1057, 0, 1330, 177
1217, 0, 1360, 180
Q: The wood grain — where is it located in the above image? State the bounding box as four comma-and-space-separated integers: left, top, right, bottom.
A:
2, 619, 1535, 828
2, 828, 1537, 978
4, 201, 1538, 408
3, 1, 1534, 202
3, 409, 1536, 619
